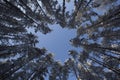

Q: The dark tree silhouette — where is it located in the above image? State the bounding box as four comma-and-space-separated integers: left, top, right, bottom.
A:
0, 0, 120, 80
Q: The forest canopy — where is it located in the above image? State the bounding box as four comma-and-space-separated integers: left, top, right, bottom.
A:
0, 0, 120, 80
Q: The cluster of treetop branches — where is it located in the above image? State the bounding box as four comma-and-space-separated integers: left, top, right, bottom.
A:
0, 0, 120, 80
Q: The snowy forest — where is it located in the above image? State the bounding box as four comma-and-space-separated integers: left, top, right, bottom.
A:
0, 0, 120, 80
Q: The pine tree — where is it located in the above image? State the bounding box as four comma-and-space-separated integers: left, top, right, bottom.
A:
0, 0, 53, 79
70, 5, 120, 80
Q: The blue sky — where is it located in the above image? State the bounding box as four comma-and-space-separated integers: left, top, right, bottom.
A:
36, 24, 78, 62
